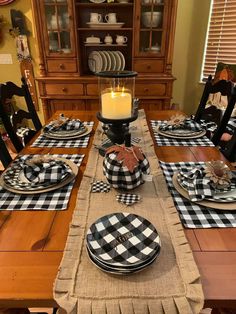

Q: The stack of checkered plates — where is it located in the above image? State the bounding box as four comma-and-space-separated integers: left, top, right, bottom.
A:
86, 212, 161, 275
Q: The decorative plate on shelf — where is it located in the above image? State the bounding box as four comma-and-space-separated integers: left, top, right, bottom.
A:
86, 22, 124, 29
89, 0, 106, 2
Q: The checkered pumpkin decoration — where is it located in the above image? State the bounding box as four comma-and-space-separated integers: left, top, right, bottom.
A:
103, 151, 150, 190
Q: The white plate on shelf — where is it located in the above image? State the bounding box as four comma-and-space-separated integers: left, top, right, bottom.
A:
113, 51, 122, 71
86, 22, 124, 29
116, 51, 125, 70
89, 0, 106, 2
88, 51, 103, 73
103, 51, 112, 71
99, 51, 108, 71
107, 51, 117, 71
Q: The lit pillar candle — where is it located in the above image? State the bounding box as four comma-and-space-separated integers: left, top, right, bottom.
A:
101, 89, 132, 119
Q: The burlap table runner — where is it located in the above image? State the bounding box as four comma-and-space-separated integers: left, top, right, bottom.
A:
54, 110, 204, 314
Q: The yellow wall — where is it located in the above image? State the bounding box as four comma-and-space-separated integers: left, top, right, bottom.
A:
0, 0, 43, 122
0, 0, 211, 119
172, 0, 211, 115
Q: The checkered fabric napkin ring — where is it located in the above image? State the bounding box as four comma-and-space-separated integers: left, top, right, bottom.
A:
43, 118, 84, 132
23, 159, 72, 184
179, 167, 214, 201
116, 194, 141, 205
91, 181, 110, 193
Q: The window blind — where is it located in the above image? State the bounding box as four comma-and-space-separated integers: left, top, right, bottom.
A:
202, 0, 236, 81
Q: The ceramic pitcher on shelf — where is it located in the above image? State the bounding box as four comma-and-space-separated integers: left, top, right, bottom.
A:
116, 35, 128, 45
105, 13, 117, 24
90, 12, 102, 23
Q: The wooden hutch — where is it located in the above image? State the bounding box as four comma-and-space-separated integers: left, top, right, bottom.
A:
31, 0, 177, 120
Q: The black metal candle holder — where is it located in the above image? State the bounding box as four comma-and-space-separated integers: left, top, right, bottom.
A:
97, 109, 138, 145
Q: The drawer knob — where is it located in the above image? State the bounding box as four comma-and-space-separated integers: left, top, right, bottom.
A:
144, 88, 149, 92
147, 65, 151, 70
59, 63, 65, 69
62, 87, 67, 92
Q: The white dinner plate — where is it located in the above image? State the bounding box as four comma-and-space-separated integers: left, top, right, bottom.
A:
116, 51, 125, 70
113, 51, 122, 70
89, 0, 105, 2
86, 22, 124, 29
107, 51, 117, 71
88, 51, 103, 73
103, 51, 112, 71
99, 51, 108, 71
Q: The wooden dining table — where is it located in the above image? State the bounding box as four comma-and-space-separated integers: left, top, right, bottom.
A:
0, 109, 236, 312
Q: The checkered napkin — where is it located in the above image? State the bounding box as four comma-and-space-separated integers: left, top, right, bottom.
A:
0, 154, 84, 211
43, 118, 84, 132
178, 167, 227, 202
160, 161, 236, 228
31, 122, 94, 148
116, 194, 141, 205
159, 118, 203, 131
23, 158, 72, 185
151, 120, 215, 147
91, 181, 110, 193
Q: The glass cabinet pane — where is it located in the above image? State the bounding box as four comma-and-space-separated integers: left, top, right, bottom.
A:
139, 0, 164, 54
44, 0, 72, 54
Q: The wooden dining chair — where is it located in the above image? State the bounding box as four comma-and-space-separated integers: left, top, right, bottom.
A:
0, 77, 42, 153
194, 75, 236, 146
0, 135, 13, 169
220, 119, 236, 162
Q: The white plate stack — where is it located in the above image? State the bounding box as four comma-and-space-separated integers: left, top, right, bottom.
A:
88, 50, 125, 73
86, 212, 161, 275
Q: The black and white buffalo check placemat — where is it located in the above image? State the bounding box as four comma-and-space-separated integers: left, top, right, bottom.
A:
31, 122, 94, 148
159, 161, 236, 228
150, 120, 214, 147
0, 154, 84, 211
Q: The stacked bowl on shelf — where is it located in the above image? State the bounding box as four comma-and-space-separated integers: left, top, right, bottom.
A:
88, 50, 125, 73
86, 212, 161, 275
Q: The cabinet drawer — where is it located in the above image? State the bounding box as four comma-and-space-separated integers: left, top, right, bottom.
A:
136, 83, 166, 96
133, 59, 164, 73
47, 59, 77, 73
86, 84, 99, 96
45, 83, 84, 95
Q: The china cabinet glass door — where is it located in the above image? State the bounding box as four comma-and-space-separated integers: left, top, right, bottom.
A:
42, 0, 74, 55
135, 0, 165, 56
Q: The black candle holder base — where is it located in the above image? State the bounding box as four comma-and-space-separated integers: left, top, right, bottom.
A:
97, 111, 138, 145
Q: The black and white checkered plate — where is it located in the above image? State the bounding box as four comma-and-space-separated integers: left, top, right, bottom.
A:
86, 245, 160, 275
86, 212, 161, 267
